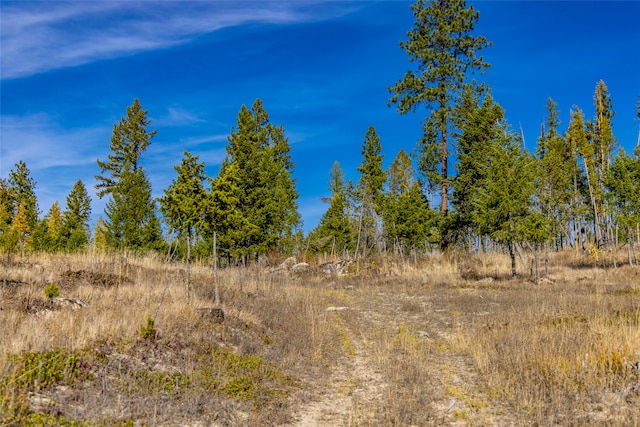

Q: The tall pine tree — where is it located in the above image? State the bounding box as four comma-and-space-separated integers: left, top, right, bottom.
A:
8, 161, 38, 231
208, 160, 258, 263
96, 99, 163, 251
310, 161, 355, 256
60, 180, 92, 251
389, 0, 490, 224
159, 151, 209, 264
0, 179, 16, 252
383, 150, 434, 254
355, 126, 386, 257
586, 80, 617, 246
96, 99, 156, 197
218, 99, 300, 261
452, 89, 504, 250
474, 127, 539, 277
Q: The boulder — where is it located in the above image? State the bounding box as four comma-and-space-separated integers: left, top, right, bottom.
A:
290, 262, 309, 273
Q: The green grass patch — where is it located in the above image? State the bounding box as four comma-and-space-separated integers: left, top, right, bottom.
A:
194, 345, 294, 403
0, 350, 91, 426
11, 350, 88, 390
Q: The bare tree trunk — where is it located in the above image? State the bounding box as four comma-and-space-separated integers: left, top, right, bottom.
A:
628, 230, 633, 267
584, 162, 603, 247
186, 230, 191, 302
545, 243, 549, 278
534, 245, 540, 283
509, 242, 517, 278
631, 229, 638, 266
440, 126, 448, 217
213, 231, 220, 306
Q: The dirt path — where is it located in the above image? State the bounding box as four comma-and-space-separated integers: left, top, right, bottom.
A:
288, 287, 451, 426
290, 284, 515, 426
292, 300, 386, 426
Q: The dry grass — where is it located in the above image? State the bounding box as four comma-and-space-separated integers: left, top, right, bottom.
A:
1, 250, 639, 426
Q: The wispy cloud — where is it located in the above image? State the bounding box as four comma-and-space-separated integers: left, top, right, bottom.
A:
153, 107, 207, 127
0, 112, 113, 216
0, 113, 110, 175
0, 1, 356, 80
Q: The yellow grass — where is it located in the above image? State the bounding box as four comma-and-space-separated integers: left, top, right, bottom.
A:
1, 249, 639, 425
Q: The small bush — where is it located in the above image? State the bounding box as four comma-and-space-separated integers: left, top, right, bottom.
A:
139, 315, 156, 340
44, 283, 60, 300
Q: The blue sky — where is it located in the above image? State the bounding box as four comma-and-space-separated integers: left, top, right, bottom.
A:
1, 1, 639, 233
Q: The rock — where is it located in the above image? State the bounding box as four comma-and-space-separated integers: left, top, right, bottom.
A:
29, 392, 55, 411
53, 297, 88, 308
320, 260, 354, 277
291, 262, 309, 273
320, 262, 336, 275
326, 306, 349, 312
278, 257, 298, 270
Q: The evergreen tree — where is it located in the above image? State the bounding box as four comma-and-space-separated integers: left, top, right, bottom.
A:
8, 161, 38, 230
96, 98, 156, 197
220, 99, 300, 260
259, 122, 301, 251
586, 80, 617, 246
390, 181, 434, 254
606, 149, 640, 264
159, 151, 209, 264
451, 90, 504, 250
60, 180, 92, 251
383, 151, 434, 254
355, 126, 386, 257
389, 0, 490, 221
96, 99, 162, 251
103, 168, 163, 251
566, 107, 592, 249
0, 179, 16, 250
31, 218, 51, 252
416, 117, 441, 209
310, 161, 355, 256
208, 160, 258, 263
473, 129, 539, 277
536, 98, 578, 249
12, 203, 31, 256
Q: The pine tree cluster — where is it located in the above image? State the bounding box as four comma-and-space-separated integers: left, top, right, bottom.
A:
2, 0, 639, 271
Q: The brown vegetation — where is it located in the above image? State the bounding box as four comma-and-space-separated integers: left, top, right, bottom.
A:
1, 250, 639, 426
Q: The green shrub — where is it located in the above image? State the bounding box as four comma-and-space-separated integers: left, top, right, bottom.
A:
44, 283, 60, 300
15, 350, 83, 390
139, 315, 156, 340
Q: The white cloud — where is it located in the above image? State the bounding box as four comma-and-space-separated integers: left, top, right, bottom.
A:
0, 113, 110, 175
0, 1, 356, 80
0, 112, 113, 219
153, 107, 206, 127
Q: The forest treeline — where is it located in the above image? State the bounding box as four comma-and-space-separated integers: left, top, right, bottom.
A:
1, 0, 639, 275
